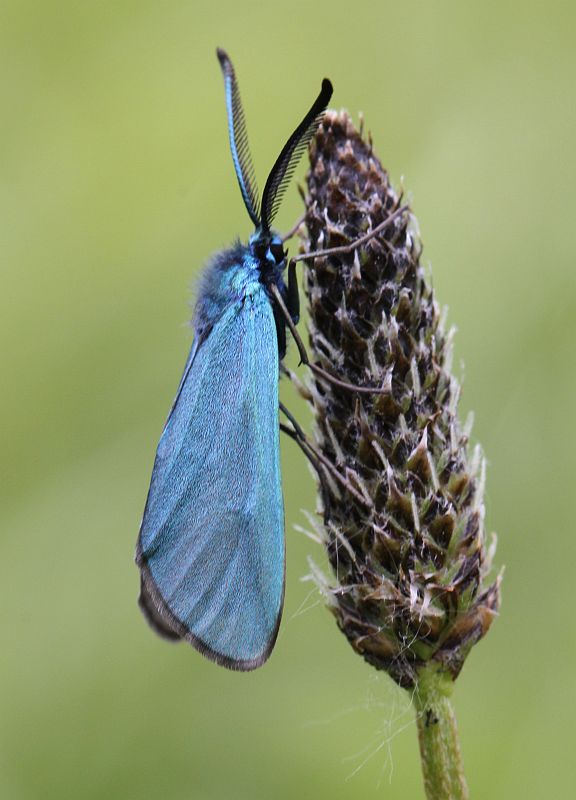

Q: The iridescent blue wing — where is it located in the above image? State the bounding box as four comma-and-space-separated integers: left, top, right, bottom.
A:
136, 288, 284, 670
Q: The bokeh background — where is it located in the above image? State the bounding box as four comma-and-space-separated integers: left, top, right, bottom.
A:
2, 1, 575, 798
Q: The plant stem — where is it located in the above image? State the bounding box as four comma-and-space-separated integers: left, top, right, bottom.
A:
413, 664, 469, 800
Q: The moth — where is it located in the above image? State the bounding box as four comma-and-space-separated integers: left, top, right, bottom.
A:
136, 49, 333, 670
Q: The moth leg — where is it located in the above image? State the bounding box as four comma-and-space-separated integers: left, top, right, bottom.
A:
288, 204, 409, 269
279, 401, 309, 443
273, 301, 287, 360
279, 423, 320, 472
278, 402, 372, 510
281, 198, 407, 252
278, 403, 333, 508
286, 260, 300, 324
281, 213, 306, 244
270, 283, 387, 396
273, 205, 409, 395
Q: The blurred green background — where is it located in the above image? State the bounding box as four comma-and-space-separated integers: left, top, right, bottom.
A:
2, 1, 575, 798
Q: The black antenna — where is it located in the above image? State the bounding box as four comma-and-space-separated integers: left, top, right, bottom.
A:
217, 48, 260, 227
260, 78, 333, 233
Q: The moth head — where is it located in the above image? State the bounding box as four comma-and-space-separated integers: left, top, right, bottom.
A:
249, 230, 286, 267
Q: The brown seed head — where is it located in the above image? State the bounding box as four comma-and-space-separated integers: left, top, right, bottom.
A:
300, 111, 501, 688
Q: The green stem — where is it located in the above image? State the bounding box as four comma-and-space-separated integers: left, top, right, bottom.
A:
413, 664, 469, 800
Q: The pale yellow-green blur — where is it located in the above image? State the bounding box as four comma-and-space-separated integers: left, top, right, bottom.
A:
2, 1, 574, 798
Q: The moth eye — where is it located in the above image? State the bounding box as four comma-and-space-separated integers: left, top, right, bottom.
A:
270, 242, 285, 264
253, 241, 267, 260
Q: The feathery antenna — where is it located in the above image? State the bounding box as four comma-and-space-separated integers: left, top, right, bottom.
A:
260, 78, 333, 233
217, 48, 260, 227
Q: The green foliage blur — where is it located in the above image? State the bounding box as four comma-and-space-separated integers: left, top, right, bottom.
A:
2, 1, 575, 798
